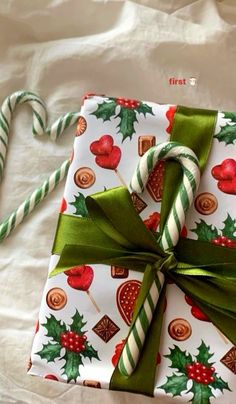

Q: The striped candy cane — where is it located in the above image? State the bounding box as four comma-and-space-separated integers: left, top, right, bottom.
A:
118, 141, 201, 376
0, 91, 80, 242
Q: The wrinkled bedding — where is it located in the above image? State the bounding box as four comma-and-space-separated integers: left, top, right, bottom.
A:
0, 1, 236, 403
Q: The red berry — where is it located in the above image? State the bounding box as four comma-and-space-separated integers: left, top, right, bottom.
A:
209, 376, 215, 383
189, 372, 195, 379
82, 335, 87, 341
191, 306, 210, 322
186, 364, 194, 371
156, 352, 161, 365
180, 226, 188, 238
60, 197, 67, 213
202, 379, 209, 384
185, 295, 194, 306
44, 374, 58, 381
196, 376, 202, 383
210, 366, 215, 372
195, 362, 201, 368
35, 320, 39, 334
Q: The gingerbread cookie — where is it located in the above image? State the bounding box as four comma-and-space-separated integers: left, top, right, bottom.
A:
138, 135, 156, 156
168, 318, 192, 341
194, 192, 218, 215
46, 288, 67, 310
221, 347, 236, 374
92, 315, 120, 342
76, 116, 87, 136
74, 167, 96, 189
111, 266, 129, 279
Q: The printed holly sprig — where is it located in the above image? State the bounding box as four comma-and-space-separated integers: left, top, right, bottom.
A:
36, 311, 99, 382
191, 213, 236, 247
90, 96, 154, 142
214, 112, 236, 145
158, 341, 230, 403
69, 192, 88, 217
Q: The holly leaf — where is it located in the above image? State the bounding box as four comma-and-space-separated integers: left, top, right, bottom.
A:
164, 345, 193, 373
81, 342, 100, 361
214, 124, 236, 145
136, 102, 154, 117
158, 373, 188, 397
188, 381, 213, 404
116, 107, 137, 141
221, 214, 236, 240
62, 350, 83, 382
195, 340, 214, 366
191, 220, 219, 242
91, 100, 117, 121
36, 342, 61, 362
42, 315, 67, 343
69, 193, 88, 217
211, 374, 231, 392
70, 310, 87, 334
222, 111, 236, 121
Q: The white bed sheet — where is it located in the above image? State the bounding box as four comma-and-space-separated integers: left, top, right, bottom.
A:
0, 1, 236, 403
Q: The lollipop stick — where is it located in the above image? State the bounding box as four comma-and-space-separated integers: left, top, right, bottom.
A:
114, 169, 127, 187
86, 290, 100, 313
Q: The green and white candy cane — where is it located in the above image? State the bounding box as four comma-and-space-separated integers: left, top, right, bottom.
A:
118, 141, 200, 377
0, 90, 80, 242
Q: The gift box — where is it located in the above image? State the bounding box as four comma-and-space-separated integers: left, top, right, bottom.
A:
28, 94, 236, 402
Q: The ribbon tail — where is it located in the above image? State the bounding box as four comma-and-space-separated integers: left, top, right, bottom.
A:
170, 273, 236, 345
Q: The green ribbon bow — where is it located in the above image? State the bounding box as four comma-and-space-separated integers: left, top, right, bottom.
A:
50, 186, 236, 396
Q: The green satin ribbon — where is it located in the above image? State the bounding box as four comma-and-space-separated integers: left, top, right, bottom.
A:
50, 187, 236, 396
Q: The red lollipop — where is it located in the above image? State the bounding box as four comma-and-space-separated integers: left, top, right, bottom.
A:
65, 266, 100, 313
90, 135, 126, 186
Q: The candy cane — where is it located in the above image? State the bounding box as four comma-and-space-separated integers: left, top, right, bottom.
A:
0, 91, 80, 242
118, 141, 201, 377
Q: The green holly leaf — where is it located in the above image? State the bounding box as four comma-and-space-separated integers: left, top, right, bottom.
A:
42, 315, 67, 343
195, 341, 214, 366
69, 192, 88, 217
222, 111, 236, 121
136, 102, 154, 117
62, 350, 83, 382
214, 124, 236, 145
191, 220, 219, 242
211, 374, 231, 392
81, 342, 100, 361
36, 342, 61, 362
116, 107, 137, 141
158, 373, 188, 397
221, 214, 236, 240
188, 381, 213, 404
164, 345, 193, 373
91, 100, 117, 121
70, 310, 87, 334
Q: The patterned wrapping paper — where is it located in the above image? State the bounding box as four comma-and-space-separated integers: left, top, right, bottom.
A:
28, 95, 236, 402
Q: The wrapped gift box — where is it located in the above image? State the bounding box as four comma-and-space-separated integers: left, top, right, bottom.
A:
28, 94, 236, 402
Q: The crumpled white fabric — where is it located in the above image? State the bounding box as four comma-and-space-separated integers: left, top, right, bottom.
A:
0, 1, 236, 403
